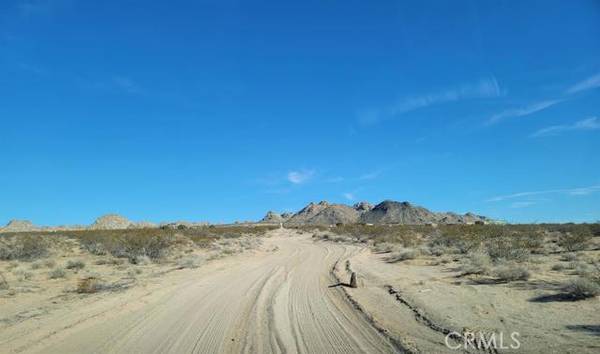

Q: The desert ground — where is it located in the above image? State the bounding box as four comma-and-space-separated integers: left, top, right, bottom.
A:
1, 226, 599, 353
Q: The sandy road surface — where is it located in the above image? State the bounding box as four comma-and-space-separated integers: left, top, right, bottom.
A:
3, 229, 396, 354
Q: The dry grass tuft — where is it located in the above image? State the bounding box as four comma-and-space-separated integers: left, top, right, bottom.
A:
461, 252, 492, 276
0, 272, 9, 290
66, 260, 86, 270
385, 249, 417, 263
48, 267, 66, 279
77, 277, 103, 293
563, 277, 600, 300
493, 263, 530, 282
0, 234, 49, 261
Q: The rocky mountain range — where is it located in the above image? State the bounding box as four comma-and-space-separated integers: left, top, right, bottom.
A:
1, 201, 493, 233
260, 200, 492, 225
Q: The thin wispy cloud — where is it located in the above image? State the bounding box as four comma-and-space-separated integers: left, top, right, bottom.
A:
531, 117, 600, 137
486, 99, 562, 125
510, 201, 536, 208
358, 171, 381, 180
359, 77, 502, 125
566, 72, 600, 94
343, 192, 355, 201
287, 170, 315, 185
112, 76, 142, 94
325, 176, 345, 183
487, 185, 600, 202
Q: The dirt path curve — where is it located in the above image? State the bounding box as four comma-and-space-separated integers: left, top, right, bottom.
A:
15, 229, 397, 354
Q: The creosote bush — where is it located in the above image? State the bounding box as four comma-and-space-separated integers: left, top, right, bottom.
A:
66, 260, 86, 270
563, 277, 600, 299
77, 277, 103, 293
0, 272, 9, 290
461, 252, 492, 276
385, 249, 417, 263
0, 234, 49, 261
493, 263, 530, 282
49, 267, 66, 279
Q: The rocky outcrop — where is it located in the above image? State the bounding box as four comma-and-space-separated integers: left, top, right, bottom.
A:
285, 201, 359, 225
90, 214, 132, 230
1, 220, 40, 232
276, 200, 491, 225
353, 201, 373, 213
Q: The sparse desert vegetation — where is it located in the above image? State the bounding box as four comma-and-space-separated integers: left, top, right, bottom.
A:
0, 225, 276, 302
312, 222, 600, 353
1, 223, 598, 353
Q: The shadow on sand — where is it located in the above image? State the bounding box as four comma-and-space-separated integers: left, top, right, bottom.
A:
565, 324, 600, 336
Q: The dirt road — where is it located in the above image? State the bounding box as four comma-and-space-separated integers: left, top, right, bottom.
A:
5, 229, 396, 354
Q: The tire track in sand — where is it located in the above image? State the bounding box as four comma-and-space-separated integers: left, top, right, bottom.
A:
22, 229, 397, 354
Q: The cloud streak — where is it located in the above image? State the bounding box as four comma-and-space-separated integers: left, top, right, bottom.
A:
487, 185, 600, 202
359, 77, 502, 125
510, 201, 537, 208
487, 99, 563, 125
531, 117, 600, 137
287, 170, 315, 185
566, 72, 600, 94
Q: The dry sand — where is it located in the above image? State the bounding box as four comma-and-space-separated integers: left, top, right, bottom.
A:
1, 228, 598, 354
0, 229, 395, 354
332, 245, 600, 354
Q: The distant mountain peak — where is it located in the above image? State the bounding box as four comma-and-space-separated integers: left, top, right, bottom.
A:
260, 200, 491, 225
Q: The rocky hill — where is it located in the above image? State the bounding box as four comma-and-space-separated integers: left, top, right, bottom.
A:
1, 219, 40, 232
284, 201, 359, 225
90, 214, 133, 230
359, 200, 437, 224
263, 200, 491, 225
260, 211, 291, 224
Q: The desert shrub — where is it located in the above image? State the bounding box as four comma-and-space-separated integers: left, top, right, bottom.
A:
560, 253, 578, 262
127, 268, 142, 277
461, 252, 492, 275
66, 260, 86, 270
0, 272, 9, 290
563, 278, 600, 299
12, 268, 33, 281
84, 242, 107, 256
177, 255, 203, 269
558, 227, 592, 251
485, 235, 532, 262
130, 255, 151, 265
571, 262, 593, 276
385, 249, 417, 263
551, 263, 566, 271
0, 234, 49, 260
493, 263, 530, 282
77, 277, 103, 293
95, 258, 124, 266
428, 245, 447, 256
49, 267, 66, 279
76, 229, 177, 261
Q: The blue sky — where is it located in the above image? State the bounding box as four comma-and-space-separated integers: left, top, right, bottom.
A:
1, 0, 599, 225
